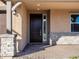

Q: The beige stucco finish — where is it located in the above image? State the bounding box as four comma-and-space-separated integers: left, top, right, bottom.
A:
0, 1, 6, 34
0, 1, 5, 6
50, 10, 71, 32
12, 3, 28, 52
0, 14, 6, 34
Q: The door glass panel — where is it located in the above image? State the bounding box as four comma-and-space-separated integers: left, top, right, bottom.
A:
44, 21, 46, 33
42, 14, 47, 43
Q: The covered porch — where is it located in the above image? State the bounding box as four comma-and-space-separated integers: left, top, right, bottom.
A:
1, 0, 79, 58
10, 0, 79, 51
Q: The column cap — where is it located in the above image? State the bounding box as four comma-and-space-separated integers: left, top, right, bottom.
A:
0, 34, 15, 37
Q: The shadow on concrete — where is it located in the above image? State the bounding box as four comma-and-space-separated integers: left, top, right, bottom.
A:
15, 44, 52, 57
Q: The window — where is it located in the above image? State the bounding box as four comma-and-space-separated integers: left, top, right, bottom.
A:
71, 14, 79, 32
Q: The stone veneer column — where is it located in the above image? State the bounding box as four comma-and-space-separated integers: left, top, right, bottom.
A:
0, 34, 16, 57
0, 1, 16, 59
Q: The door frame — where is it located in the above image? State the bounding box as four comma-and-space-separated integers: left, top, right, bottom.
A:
28, 11, 48, 44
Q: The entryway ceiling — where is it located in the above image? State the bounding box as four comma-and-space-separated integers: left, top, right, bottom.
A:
14, 0, 79, 10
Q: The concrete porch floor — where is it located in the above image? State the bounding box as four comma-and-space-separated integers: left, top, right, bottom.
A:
13, 44, 79, 59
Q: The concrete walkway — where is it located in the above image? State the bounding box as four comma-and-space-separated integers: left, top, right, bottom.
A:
13, 44, 79, 59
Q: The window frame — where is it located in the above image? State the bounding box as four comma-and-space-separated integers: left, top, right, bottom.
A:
70, 13, 79, 32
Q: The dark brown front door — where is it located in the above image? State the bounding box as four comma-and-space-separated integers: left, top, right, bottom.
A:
30, 14, 42, 43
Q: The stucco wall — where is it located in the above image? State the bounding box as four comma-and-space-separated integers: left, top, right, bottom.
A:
12, 3, 28, 52
50, 10, 71, 32
0, 1, 5, 6
0, 14, 6, 34
0, 1, 6, 34
50, 10, 79, 44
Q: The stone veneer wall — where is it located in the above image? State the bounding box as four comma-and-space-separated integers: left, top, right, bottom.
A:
50, 32, 79, 45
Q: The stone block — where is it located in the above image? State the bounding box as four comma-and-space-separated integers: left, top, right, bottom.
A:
50, 32, 79, 45
0, 34, 16, 56
1, 38, 14, 44
57, 36, 79, 44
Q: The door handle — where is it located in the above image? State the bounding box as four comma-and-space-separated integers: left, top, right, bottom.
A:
40, 30, 41, 36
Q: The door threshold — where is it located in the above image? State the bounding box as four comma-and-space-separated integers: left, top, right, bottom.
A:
30, 42, 43, 45
29, 42, 48, 45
